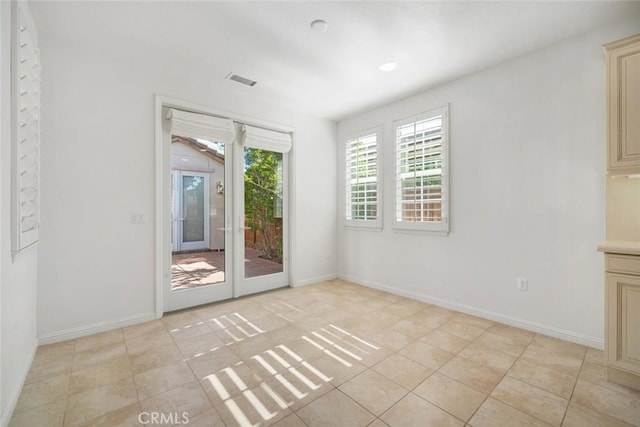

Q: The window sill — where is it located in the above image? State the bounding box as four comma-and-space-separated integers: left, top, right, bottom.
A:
392, 225, 449, 236
344, 223, 383, 232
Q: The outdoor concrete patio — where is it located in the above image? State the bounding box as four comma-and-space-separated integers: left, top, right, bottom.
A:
172, 248, 283, 290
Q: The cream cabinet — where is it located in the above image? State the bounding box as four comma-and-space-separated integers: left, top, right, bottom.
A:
604, 33, 640, 175
604, 252, 640, 390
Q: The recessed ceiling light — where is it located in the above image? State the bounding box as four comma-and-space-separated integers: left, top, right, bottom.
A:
379, 62, 398, 72
310, 19, 328, 32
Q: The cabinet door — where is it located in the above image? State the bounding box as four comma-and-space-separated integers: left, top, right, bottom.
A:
606, 34, 640, 174
606, 272, 640, 374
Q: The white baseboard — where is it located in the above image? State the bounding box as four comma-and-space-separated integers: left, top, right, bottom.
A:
38, 312, 157, 345
1, 337, 38, 427
294, 273, 338, 287
338, 274, 604, 349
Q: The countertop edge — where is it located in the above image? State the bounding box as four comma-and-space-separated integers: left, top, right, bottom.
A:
598, 240, 640, 256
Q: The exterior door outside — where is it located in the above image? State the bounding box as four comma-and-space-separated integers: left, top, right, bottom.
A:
172, 171, 210, 252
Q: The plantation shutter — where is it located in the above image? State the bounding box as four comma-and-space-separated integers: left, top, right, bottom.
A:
394, 105, 449, 232
13, 1, 41, 252
345, 131, 379, 221
166, 108, 236, 144
241, 124, 292, 153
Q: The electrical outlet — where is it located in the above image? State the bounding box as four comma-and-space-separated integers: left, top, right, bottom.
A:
131, 213, 146, 224
517, 277, 528, 291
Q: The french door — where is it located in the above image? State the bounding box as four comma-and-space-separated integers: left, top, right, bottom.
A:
163, 106, 290, 312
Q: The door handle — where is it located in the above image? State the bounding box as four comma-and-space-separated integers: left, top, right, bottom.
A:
216, 227, 232, 231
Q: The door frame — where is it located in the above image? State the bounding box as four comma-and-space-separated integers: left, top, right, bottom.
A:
154, 95, 297, 318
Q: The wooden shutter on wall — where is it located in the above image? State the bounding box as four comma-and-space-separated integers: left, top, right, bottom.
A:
12, 1, 41, 253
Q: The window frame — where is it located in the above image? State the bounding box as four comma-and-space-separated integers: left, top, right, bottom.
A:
393, 105, 449, 234
344, 126, 383, 230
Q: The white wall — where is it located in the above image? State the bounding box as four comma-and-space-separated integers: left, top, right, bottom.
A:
1, 2, 4, 418
337, 18, 640, 348
1, 2, 4, 419
37, 37, 337, 340
0, 2, 39, 424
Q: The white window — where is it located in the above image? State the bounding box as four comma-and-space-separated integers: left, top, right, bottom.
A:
345, 127, 382, 228
394, 106, 449, 233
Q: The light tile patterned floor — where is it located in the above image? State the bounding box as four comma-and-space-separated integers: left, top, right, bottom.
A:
9, 280, 640, 426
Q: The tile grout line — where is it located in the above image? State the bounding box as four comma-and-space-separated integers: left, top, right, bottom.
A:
455, 324, 534, 426
60, 339, 77, 427
380, 314, 495, 423
473, 334, 587, 426
558, 347, 586, 426
570, 355, 640, 426
165, 315, 230, 425
122, 326, 146, 421
454, 329, 500, 425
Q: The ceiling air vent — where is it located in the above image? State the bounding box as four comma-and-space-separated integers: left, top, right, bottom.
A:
225, 72, 257, 87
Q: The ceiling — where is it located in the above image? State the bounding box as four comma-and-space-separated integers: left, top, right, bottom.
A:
29, 1, 640, 121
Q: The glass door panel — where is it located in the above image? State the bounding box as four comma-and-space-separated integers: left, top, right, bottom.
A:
243, 147, 284, 278
238, 146, 288, 296
167, 136, 232, 311
180, 173, 209, 250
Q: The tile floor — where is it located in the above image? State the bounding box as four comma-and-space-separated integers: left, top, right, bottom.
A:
9, 280, 640, 427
